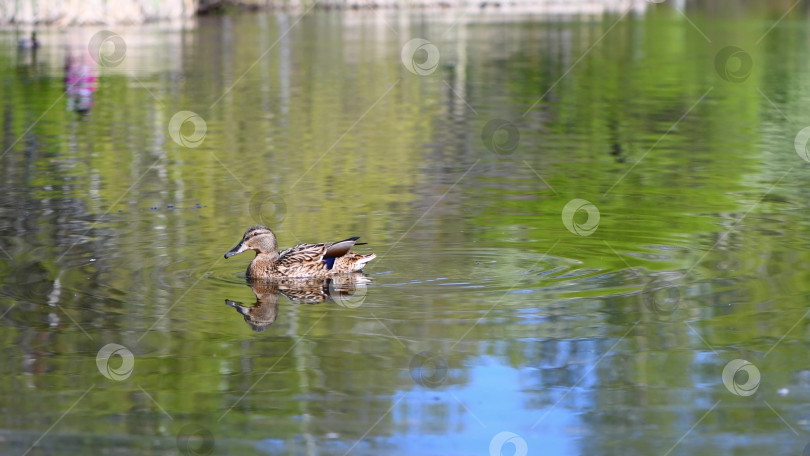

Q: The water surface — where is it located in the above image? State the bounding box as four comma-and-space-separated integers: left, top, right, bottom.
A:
2, 5, 810, 455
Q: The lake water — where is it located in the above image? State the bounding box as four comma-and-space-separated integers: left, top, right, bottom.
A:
3, 5, 810, 455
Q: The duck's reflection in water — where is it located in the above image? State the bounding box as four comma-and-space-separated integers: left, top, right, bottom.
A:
225, 274, 370, 332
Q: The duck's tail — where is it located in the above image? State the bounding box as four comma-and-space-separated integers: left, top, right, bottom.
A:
333, 252, 375, 273
353, 253, 376, 272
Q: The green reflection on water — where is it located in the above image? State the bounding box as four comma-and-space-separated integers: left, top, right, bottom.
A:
2, 5, 810, 456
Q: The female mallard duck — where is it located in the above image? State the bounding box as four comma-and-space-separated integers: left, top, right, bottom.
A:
224, 225, 375, 279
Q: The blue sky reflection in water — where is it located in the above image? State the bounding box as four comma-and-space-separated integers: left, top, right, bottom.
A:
2, 3, 810, 455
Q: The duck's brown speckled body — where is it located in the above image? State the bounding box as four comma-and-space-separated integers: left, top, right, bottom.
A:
224, 225, 375, 279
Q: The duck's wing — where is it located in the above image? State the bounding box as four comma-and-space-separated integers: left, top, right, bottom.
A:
277, 243, 327, 266
274, 238, 364, 275
324, 237, 360, 258
278, 237, 361, 262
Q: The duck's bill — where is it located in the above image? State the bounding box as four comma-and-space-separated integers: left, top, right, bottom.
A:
224, 242, 248, 258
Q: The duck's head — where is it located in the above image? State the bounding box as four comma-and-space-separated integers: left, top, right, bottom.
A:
224, 225, 278, 258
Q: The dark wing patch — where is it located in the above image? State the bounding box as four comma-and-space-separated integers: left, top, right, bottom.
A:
324, 237, 360, 258
323, 256, 337, 270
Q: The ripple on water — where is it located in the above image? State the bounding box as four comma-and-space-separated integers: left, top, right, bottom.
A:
373, 246, 666, 305
136, 255, 230, 290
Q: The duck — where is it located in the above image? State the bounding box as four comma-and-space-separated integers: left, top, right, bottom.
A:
224, 225, 375, 279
